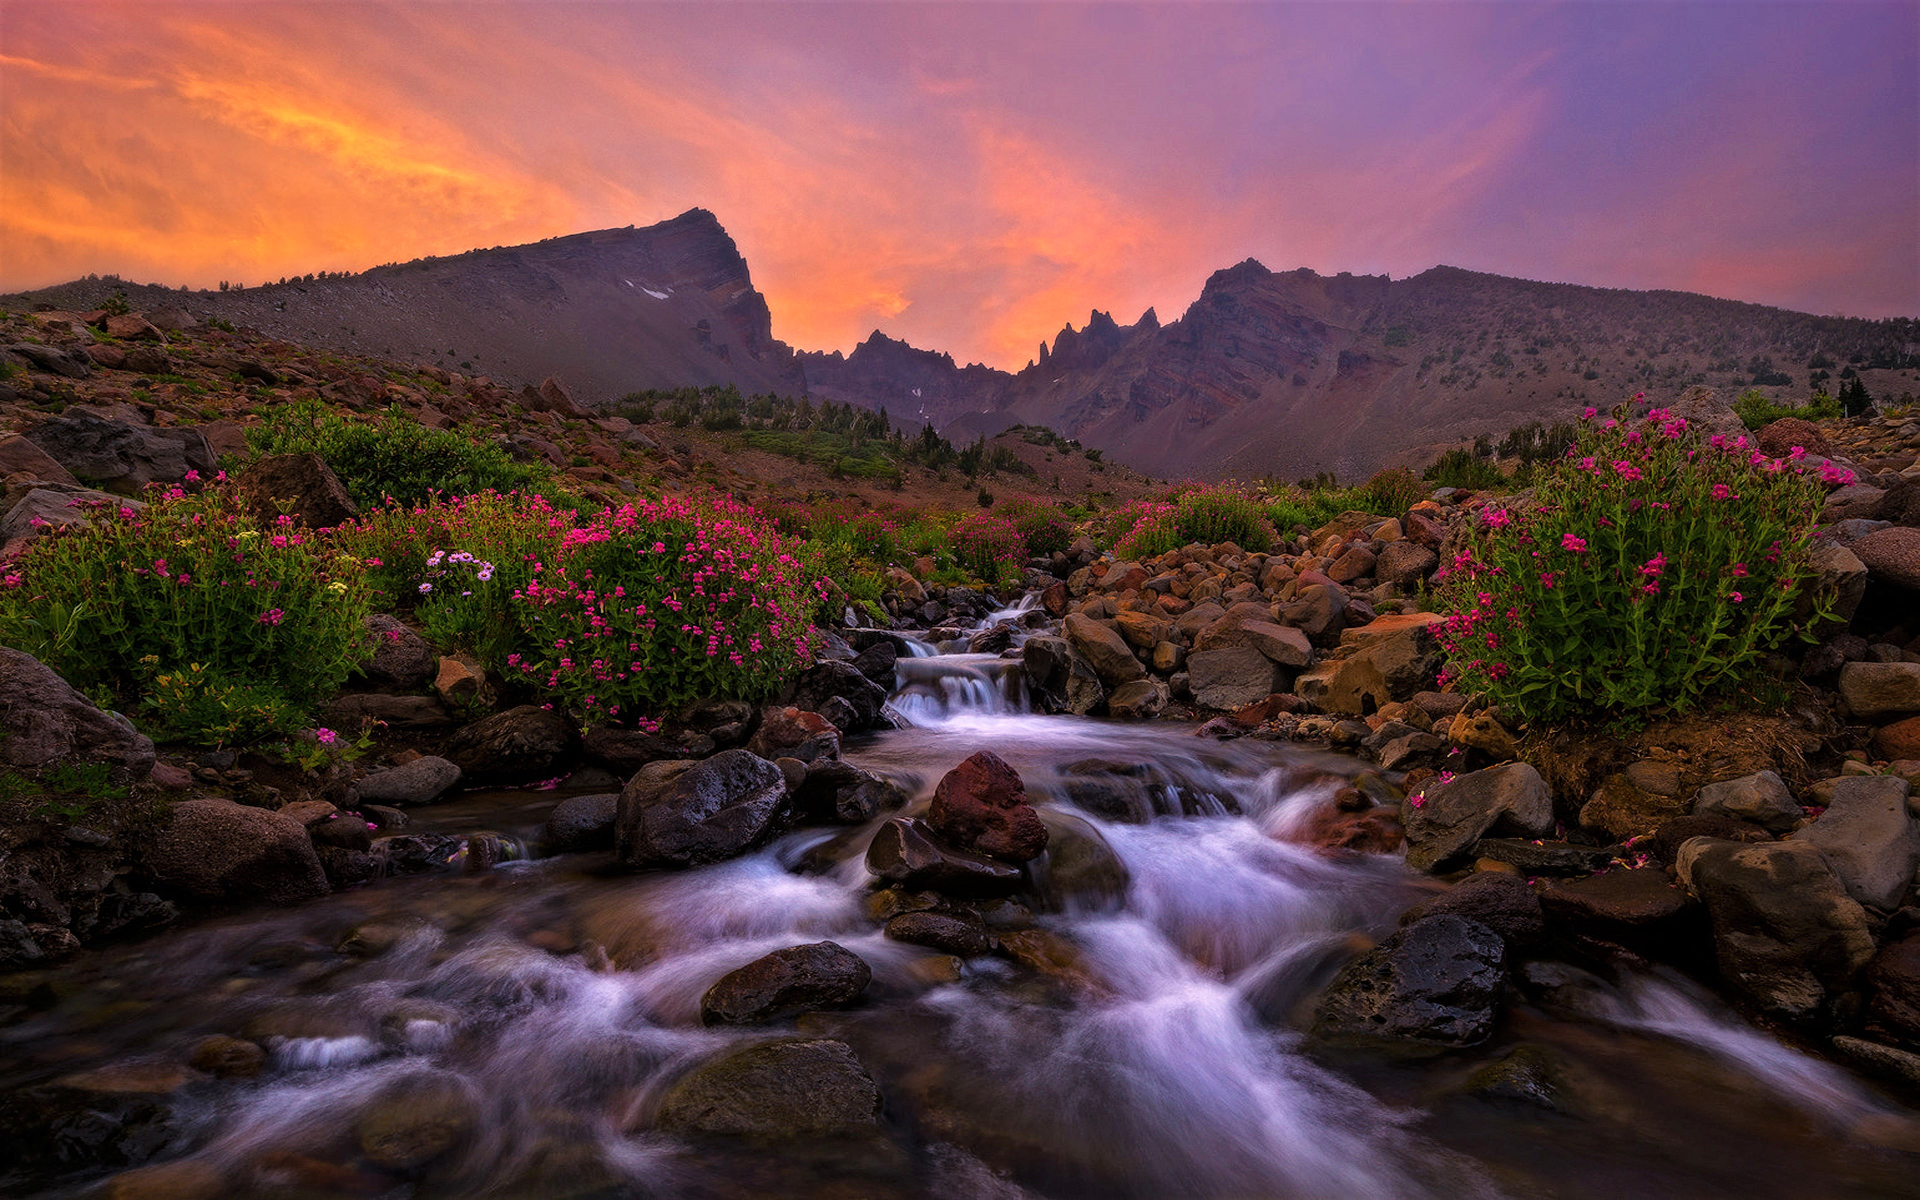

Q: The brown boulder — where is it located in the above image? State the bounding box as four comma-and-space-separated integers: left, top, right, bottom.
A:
239, 453, 358, 529
1874, 716, 1920, 762
929, 750, 1048, 862
146, 799, 329, 904
1852, 526, 1920, 591
1756, 416, 1830, 458
0, 647, 154, 781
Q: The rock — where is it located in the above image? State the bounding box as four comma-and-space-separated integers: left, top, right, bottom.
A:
442, 706, 579, 787
616, 750, 788, 868
1832, 1036, 1920, 1090
1538, 868, 1692, 930
1788, 776, 1917, 908
1063, 613, 1146, 687
0, 647, 154, 781
885, 911, 994, 956
1187, 645, 1281, 711
189, 1035, 266, 1078
746, 707, 840, 763
1470, 839, 1618, 875
432, 653, 491, 710
1875, 717, 1920, 762
1863, 928, 1920, 1046
1336, 613, 1445, 700
1823, 484, 1888, 522
1447, 713, 1519, 762
544, 792, 619, 853
1838, 662, 1920, 720
1693, 770, 1803, 834
0, 918, 45, 968
1105, 678, 1168, 719
1312, 915, 1506, 1047
145, 799, 329, 905
788, 660, 890, 733
1293, 655, 1390, 717
929, 751, 1048, 862
5, 341, 91, 378
23, 412, 214, 495
356, 1071, 479, 1170
1278, 582, 1349, 645
852, 641, 898, 685
1400, 870, 1545, 949
1463, 1045, 1562, 1110
1240, 619, 1313, 667
581, 722, 683, 773
1113, 609, 1170, 650
361, 615, 436, 689
657, 1038, 882, 1140
1033, 814, 1131, 913
1757, 417, 1830, 458
1677, 838, 1875, 1019
323, 693, 455, 730
0, 433, 79, 484
1376, 541, 1439, 586
0, 485, 134, 544
238, 453, 358, 529
1851, 526, 1920, 591
355, 755, 461, 805
98, 1160, 226, 1200
792, 760, 906, 825
1404, 763, 1554, 872
1580, 771, 1690, 842
1809, 540, 1869, 627
865, 816, 1025, 896
700, 941, 872, 1025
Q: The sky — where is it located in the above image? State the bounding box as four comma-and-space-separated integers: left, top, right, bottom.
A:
2, 1, 1915, 369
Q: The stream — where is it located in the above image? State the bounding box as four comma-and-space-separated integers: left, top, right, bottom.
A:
3, 602, 1918, 1199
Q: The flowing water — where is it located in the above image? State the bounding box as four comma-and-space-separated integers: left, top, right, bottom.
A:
3, 610, 1919, 1199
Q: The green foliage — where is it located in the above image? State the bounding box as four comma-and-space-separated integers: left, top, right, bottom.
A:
246, 401, 552, 507
1423, 449, 1508, 491
138, 660, 303, 745
0, 484, 372, 738
1434, 406, 1837, 722
0, 760, 129, 821
949, 512, 1025, 585
1361, 468, 1426, 517
1731, 387, 1840, 430
998, 496, 1074, 557
1172, 485, 1275, 552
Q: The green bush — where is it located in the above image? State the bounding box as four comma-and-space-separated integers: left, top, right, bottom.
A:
1423, 449, 1507, 491
0, 484, 371, 741
1361, 468, 1426, 516
949, 512, 1025, 585
1173, 485, 1275, 551
1433, 406, 1839, 721
1730, 388, 1839, 430
997, 497, 1074, 557
247, 401, 552, 507
1112, 501, 1181, 560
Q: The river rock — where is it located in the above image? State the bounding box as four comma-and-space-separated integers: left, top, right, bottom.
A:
324, 693, 455, 730
1693, 770, 1802, 834
356, 1070, 479, 1170
852, 640, 898, 685
1470, 838, 1619, 874
865, 816, 1024, 896
146, 799, 329, 904
929, 750, 1048, 862
97, 1160, 226, 1200
1538, 868, 1692, 933
884, 911, 994, 957
24, 411, 214, 495
1106, 678, 1168, 719
1851, 526, 1920, 591
1580, 770, 1690, 842
1312, 914, 1506, 1047
1336, 613, 1444, 698
581, 723, 683, 773
700, 941, 872, 1025
355, 755, 461, 805
657, 1038, 882, 1139
442, 705, 579, 786
1187, 644, 1281, 711
544, 792, 619, 853
1063, 613, 1146, 687
189, 1035, 266, 1078
615, 750, 788, 868
0, 647, 154, 781
1838, 662, 1920, 720
793, 760, 907, 825
746, 707, 840, 763
1404, 763, 1553, 872
1401, 871, 1544, 950
1788, 776, 1917, 909
1033, 814, 1130, 913
1677, 838, 1875, 1019
788, 660, 890, 733
361, 615, 437, 689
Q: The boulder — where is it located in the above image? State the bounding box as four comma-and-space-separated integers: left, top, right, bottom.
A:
657, 1038, 882, 1139
1404, 763, 1553, 871
792, 760, 907, 825
6, 341, 91, 378
355, 756, 461, 805
1874, 717, 1920, 762
544, 792, 619, 853
1580, 771, 1691, 842
1276, 582, 1348, 645
0, 486, 136, 545
1838, 662, 1920, 720
145, 799, 329, 904
865, 816, 1025, 896
615, 750, 788, 868
885, 911, 994, 957
1788, 776, 1917, 908
1850, 526, 1920, 591
1376, 541, 1438, 586
1112, 609, 1169, 650
1808, 540, 1869, 626
323, 693, 455, 731
1293, 654, 1390, 717
360, 615, 437, 690
1693, 770, 1803, 834
1677, 838, 1875, 1019
432, 653, 491, 710
355, 1071, 479, 1170
1187, 645, 1281, 711
700, 941, 872, 1025
1336, 613, 1444, 699
1757, 416, 1829, 458
1864, 928, 1920, 1046
0, 647, 154, 781
238, 453, 358, 529
929, 751, 1048, 862
1106, 678, 1168, 720
1312, 915, 1506, 1047
851, 641, 898, 686
23, 412, 215, 495
442, 705, 579, 787
1400, 871, 1545, 950
746, 707, 840, 763
788, 660, 890, 733
581, 723, 684, 774
0, 434, 79, 485
1241, 619, 1313, 667
1537, 868, 1692, 931
1063, 613, 1146, 687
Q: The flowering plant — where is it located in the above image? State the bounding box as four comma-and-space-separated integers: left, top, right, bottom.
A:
1433, 400, 1835, 721
1108, 499, 1179, 559
948, 512, 1025, 584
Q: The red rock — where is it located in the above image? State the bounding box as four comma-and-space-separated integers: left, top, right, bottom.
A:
1756, 417, 1830, 459
1041, 581, 1069, 617
1297, 807, 1404, 854
929, 750, 1049, 862
1875, 717, 1920, 762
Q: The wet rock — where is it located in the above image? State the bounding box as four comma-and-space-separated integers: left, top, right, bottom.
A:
657, 1038, 882, 1139
24, 411, 214, 495
884, 911, 994, 957
0, 647, 155, 781
1538, 868, 1692, 932
1839, 662, 1920, 720
189, 1035, 266, 1078
581, 722, 684, 773
1033, 814, 1130, 913
1312, 915, 1506, 1047
1187, 644, 1281, 711
1063, 613, 1147, 688
1580, 771, 1691, 842
360, 615, 437, 689
1864, 928, 1920, 1046
793, 760, 907, 825
356, 1070, 480, 1170
616, 749, 789, 868
323, 692, 455, 730
97, 1160, 226, 1200
0, 918, 45, 967
746, 707, 840, 763
442, 705, 579, 787
865, 816, 1025, 896
239, 452, 357, 529
1468, 839, 1617, 875
1401, 871, 1545, 950
1693, 770, 1802, 834
355, 755, 461, 805
1404, 763, 1553, 872
145, 799, 329, 904
1832, 1036, 1920, 1090
789, 660, 890, 733
544, 792, 619, 853
929, 750, 1048, 863
1106, 678, 1169, 719
1788, 776, 1917, 909
1677, 838, 1875, 1019
1463, 1044, 1562, 1110
852, 641, 898, 685
700, 941, 872, 1025
0, 1084, 176, 1179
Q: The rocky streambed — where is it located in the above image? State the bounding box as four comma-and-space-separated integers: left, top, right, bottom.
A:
1, 608, 1918, 1200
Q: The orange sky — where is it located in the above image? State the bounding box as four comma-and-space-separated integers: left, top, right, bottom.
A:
3, 2, 1914, 369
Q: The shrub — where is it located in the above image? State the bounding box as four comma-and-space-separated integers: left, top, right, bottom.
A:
1423, 449, 1507, 491
247, 401, 552, 507
1172, 485, 1275, 552
949, 512, 1025, 584
1361, 468, 1427, 516
0, 483, 371, 739
1730, 388, 1840, 431
1112, 501, 1181, 560
502, 494, 825, 722
998, 497, 1074, 557
1433, 404, 1840, 722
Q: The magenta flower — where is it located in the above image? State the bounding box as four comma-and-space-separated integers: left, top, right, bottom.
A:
1561, 534, 1588, 553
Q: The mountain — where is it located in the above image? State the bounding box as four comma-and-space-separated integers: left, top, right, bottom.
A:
797, 331, 1010, 429
6, 209, 806, 401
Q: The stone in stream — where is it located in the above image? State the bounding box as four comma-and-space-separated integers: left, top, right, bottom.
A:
1788, 775, 1917, 909
615, 749, 790, 868
1402, 763, 1553, 872
788, 660, 890, 733
656, 1038, 883, 1139
929, 750, 1049, 862
746, 706, 841, 763
1400, 871, 1544, 951
442, 705, 580, 787
1062, 612, 1146, 688
1312, 914, 1506, 1047
700, 941, 872, 1025
543, 792, 619, 853
793, 760, 907, 825
1106, 678, 1168, 719
355, 1070, 480, 1170
865, 816, 1025, 896
884, 911, 994, 957
355, 755, 462, 805
145, 799, 329, 904
1692, 770, 1803, 834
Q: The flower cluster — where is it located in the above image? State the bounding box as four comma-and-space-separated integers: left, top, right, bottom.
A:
949, 512, 1026, 585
